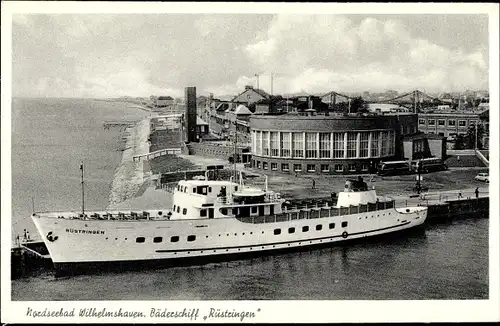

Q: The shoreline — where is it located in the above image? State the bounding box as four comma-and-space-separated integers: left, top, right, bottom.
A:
107, 117, 151, 209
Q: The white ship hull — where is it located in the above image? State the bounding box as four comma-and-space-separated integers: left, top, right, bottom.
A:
32, 206, 427, 275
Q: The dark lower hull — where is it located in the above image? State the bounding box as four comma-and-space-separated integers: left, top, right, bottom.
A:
53, 224, 425, 277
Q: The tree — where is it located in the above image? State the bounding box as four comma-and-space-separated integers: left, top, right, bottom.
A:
350, 96, 365, 113
465, 124, 484, 149
454, 134, 466, 150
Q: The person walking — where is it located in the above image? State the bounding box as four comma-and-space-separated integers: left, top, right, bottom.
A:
312, 179, 316, 189
475, 187, 479, 198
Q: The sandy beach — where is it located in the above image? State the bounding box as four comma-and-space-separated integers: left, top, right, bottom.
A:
107, 118, 151, 208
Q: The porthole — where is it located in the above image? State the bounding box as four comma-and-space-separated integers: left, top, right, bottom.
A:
115, 238, 118, 240
242, 233, 245, 235
187, 251, 190, 254
234, 233, 237, 236
250, 232, 253, 235
205, 235, 209, 238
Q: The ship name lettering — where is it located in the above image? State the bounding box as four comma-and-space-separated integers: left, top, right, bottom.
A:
66, 228, 105, 235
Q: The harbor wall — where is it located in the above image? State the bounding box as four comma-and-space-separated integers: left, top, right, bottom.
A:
426, 197, 489, 223
187, 143, 250, 160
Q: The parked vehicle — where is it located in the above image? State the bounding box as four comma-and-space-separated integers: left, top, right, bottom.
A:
411, 158, 448, 173
474, 173, 489, 183
377, 161, 411, 176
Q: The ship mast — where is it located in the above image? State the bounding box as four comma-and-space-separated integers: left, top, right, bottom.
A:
80, 162, 85, 215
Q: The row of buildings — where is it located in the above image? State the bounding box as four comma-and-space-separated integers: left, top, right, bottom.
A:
180, 85, 489, 175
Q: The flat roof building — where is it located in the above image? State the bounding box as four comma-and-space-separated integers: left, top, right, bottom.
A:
249, 112, 419, 175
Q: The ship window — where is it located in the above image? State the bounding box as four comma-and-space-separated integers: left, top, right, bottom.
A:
316, 224, 323, 231
170, 236, 179, 242
177, 207, 180, 213
208, 187, 212, 193
251, 206, 257, 213
200, 209, 207, 217
153, 237, 163, 243
187, 235, 196, 242
329, 223, 335, 229
274, 229, 281, 235
136, 237, 145, 243
193, 188, 196, 193
221, 208, 228, 215
235, 186, 238, 191
302, 226, 309, 232
173, 205, 176, 210
182, 208, 187, 215
288, 227, 295, 234
342, 221, 348, 227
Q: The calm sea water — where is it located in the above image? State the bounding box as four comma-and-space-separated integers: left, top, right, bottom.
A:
10, 98, 488, 300
11, 98, 148, 239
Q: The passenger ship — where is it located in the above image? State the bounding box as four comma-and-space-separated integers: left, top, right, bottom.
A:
31, 173, 427, 275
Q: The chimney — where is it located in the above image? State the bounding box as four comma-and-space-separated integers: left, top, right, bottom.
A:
184, 87, 197, 142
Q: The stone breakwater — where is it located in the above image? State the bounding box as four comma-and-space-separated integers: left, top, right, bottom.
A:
107, 118, 150, 208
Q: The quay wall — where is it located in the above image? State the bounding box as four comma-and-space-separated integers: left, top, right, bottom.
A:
426, 197, 489, 223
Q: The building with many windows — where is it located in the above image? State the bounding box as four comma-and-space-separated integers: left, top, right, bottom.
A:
249, 112, 417, 174
417, 111, 482, 138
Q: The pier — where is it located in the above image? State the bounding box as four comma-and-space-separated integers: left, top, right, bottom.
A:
103, 120, 137, 130
132, 147, 183, 162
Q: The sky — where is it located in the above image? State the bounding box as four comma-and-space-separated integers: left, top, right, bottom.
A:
11, 13, 489, 98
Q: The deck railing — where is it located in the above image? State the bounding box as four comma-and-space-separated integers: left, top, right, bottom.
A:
235, 200, 395, 224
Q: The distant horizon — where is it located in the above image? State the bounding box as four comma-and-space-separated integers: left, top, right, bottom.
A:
11, 86, 491, 101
